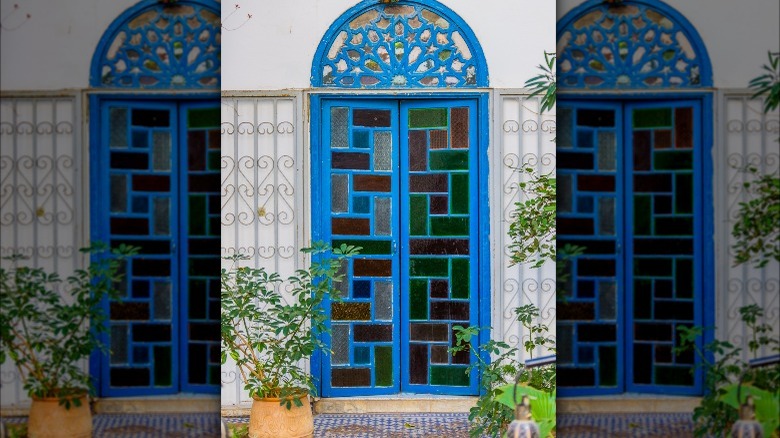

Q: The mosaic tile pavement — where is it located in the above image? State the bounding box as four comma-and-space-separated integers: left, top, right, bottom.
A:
1, 414, 221, 438
557, 413, 696, 437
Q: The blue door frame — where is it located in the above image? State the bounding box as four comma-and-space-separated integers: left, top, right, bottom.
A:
310, 93, 491, 397
89, 93, 220, 397
558, 93, 714, 397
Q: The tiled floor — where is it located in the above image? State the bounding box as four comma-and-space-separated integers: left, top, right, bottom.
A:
2, 414, 221, 438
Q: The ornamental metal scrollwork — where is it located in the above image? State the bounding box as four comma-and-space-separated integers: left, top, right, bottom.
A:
91, 0, 220, 89
558, 1, 710, 89
313, 1, 487, 88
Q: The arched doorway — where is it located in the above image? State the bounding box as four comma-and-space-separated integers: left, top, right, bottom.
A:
310, 0, 490, 396
89, 0, 221, 397
556, 0, 714, 396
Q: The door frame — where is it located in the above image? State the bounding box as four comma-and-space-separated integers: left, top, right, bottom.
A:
557, 91, 715, 397
309, 92, 491, 396
87, 92, 220, 397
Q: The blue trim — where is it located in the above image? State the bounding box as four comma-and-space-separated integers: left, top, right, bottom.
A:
556, 0, 713, 89
90, 0, 220, 89
310, 0, 488, 88
310, 92, 490, 396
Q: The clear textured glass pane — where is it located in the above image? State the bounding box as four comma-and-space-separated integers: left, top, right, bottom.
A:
110, 325, 128, 364
374, 281, 393, 321
373, 131, 392, 170
109, 108, 128, 148
152, 132, 171, 171
331, 107, 349, 148
558, 108, 573, 148
374, 197, 391, 236
599, 197, 615, 235
599, 281, 616, 320
331, 324, 349, 365
331, 175, 348, 213
153, 197, 170, 236
598, 131, 616, 171
558, 174, 572, 213
558, 324, 573, 364
110, 174, 127, 213
153, 281, 171, 320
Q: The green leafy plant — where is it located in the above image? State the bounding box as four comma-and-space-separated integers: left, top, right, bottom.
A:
0, 243, 138, 408
749, 51, 780, 114
525, 51, 556, 114
731, 166, 780, 268
676, 304, 780, 437
220, 242, 359, 407
495, 385, 557, 438
451, 304, 556, 437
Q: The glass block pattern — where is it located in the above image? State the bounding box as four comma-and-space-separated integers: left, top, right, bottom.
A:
327, 104, 399, 393
184, 107, 221, 388
92, 1, 220, 89
558, 3, 708, 89
405, 105, 473, 389
629, 105, 697, 388
557, 106, 622, 391
107, 104, 177, 391
314, 3, 486, 88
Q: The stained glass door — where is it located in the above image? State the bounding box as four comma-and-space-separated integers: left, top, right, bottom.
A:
557, 100, 703, 396
98, 100, 220, 396
320, 99, 479, 396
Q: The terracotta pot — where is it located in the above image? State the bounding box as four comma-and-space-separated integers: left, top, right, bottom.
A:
28, 394, 92, 438
248, 395, 314, 438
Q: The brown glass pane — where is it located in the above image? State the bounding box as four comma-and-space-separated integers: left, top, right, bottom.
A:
132, 175, 170, 192
189, 174, 219, 192
430, 129, 448, 149
331, 302, 371, 321
111, 239, 170, 255
353, 259, 392, 277
654, 130, 672, 149
188, 131, 206, 170
409, 174, 448, 192
110, 302, 150, 320
110, 368, 150, 387
633, 131, 651, 170
207, 129, 220, 149
132, 109, 170, 127
409, 344, 429, 384
634, 323, 672, 341
558, 152, 594, 169
578, 324, 616, 342
133, 324, 171, 342
431, 346, 449, 364
634, 258, 673, 277
450, 107, 469, 148
577, 109, 615, 127
133, 259, 171, 277
409, 130, 428, 171
430, 279, 449, 298
332, 368, 371, 387
430, 301, 469, 321
675, 107, 693, 149
577, 259, 615, 277
353, 175, 391, 192
409, 239, 469, 255
577, 175, 615, 192
110, 218, 149, 235
111, 152, 149, 170
634, 174, 672, 192
557, 218, 594, 235
634, 344, 652, 384
410, 323, 449, 341
332, 218, 371, 235
429, 195, 449, 214
557, 302, 595, 320
332, 152, 370, 170
353, 109, 391, 127
190, 323, 219, 341
353, 324, 393, 342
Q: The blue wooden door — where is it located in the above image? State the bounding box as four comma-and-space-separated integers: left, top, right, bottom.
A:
97, 100, 220, 396
319, 99, 479, 396
557, 100, 704, 396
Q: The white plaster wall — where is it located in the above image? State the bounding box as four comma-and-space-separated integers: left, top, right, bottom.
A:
221, 0, 556, 90
557, 0, 780, 89
0, 0, 139, 90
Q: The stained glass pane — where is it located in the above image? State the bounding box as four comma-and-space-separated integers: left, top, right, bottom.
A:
375, 197, 391, 236
109, 108, 129, 148
409, 108, 448, 128
110, 175, 128, 213
374, 131, 392, 170
331, 107, 349, 149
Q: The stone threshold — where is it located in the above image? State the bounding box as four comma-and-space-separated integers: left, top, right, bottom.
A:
1, 394, 220, 416
558, 394, 701, 413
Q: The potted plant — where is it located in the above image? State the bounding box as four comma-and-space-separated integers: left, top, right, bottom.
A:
221, 242, 358, 438
0, 243, 137, 438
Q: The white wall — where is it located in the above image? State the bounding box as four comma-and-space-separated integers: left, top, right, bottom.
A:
221, 0, 556, 90
557, 0, 780, 89
0, 0, 139, 90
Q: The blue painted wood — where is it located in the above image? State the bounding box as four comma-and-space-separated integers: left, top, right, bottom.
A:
90, 0, 220, 89
310, 0, 488, 88
557, 0, 712, 89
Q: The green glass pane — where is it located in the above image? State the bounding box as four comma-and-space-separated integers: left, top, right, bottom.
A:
331, 239, 392, 255
209, 365, 220, 385
430, 365, 469, 386
375, 346, 393, 387
410, 279, 428, 320
451, 258, 469, 299
599, 346, 617, 386
655, 365, 693, 386
634, 195, 651, 235
430, 217, 469, 236
410, 195, 428, 235
450, 174, 469, 214
410, 258, 449, 277
189, 195, 206, 235
188, 108, 220, 128
633, 108, 672, 128
654, 151, 692, 170
409, 108, 448, 128
429, 151, 468, 171
207, 151, 221, 171
153, 346, 172, 386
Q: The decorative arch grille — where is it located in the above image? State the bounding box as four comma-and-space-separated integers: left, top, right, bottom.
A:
557, 2, 709, 89
313, 2, 487, 88
92, 1, 220, 89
